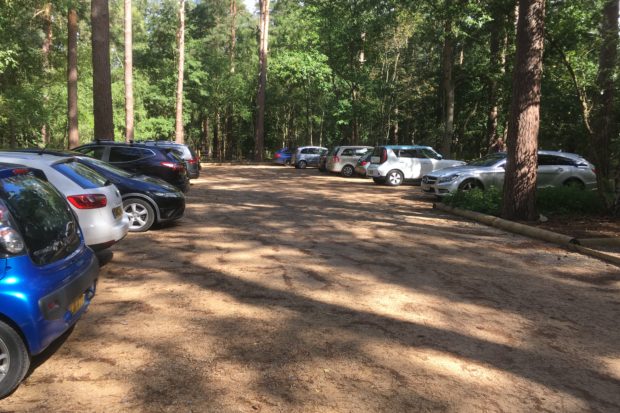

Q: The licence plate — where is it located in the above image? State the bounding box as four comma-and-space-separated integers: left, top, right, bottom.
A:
112, 206, 123, 219
69, 294, 85, 314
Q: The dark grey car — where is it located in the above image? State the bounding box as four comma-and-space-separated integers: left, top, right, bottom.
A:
140, 141, 201, 179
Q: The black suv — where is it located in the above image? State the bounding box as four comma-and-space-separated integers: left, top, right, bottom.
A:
74, 141, 189, 192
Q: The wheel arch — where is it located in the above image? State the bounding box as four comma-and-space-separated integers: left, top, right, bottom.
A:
459, 177, 485, 190
122, 193, 160, 222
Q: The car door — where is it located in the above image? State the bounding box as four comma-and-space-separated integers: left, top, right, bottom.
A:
410, 149, 434, 179
537, 154, 574, 187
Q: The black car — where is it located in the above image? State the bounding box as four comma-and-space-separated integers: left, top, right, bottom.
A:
76, 157, 185, 232
138, 141, 201, 179
74, 141, 190, 192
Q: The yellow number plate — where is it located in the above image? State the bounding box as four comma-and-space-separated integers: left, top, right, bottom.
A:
69, 294, 85, 314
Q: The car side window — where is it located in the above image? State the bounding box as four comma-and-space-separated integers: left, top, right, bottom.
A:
76, 146, 105, 159
398, 149, 420, 158
310, 148, 320, 155
341, 149, 355, 156
420, 148, 440, 159
109, 147, 143, 162
301, 148, 311, 154
538, 155, 573, 166
355, 148, 369, 156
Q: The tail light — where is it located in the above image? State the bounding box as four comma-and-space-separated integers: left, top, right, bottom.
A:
0, 202, 24, 254
67, 194, 107, 209
160, 161, 184, 170
332, 155, 340, 163
188, 158, 198, 164
380, 149, 387, 164
361, 161, 369, 166
274, 153, 281, 159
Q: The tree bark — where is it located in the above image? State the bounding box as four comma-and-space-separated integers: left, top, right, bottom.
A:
91, 0, 115, 140
41, 3, 52, 145
440, 10, 455, 157
67, 8, 80, 149
230, 0, 237, 74
254, 0, 270, 161
175, 0, 186, 144
485, 9, 507, 153
591, 0, 619, 212
501, 0, 545, 221
124, 0, 134, 143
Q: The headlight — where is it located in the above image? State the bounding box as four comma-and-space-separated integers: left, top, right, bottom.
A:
438, 174, 460, 183
153, 192, 181, 198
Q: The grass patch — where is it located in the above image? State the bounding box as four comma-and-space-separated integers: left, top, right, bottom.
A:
443, 186, 605, 217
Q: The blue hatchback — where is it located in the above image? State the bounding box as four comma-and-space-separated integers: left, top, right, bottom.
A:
0, 165, 98, 398
273, 148, 292, 165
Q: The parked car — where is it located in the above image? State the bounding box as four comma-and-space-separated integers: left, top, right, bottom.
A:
291, 146, 328, 169
139, 140, 201, 179
367, 145, 465, 186
421, 151, 597, 196
354, 152, 373, 177
326, 146, 373, 177
74, 141, 190, 192
0, 164, 98, 398
0, 151, 129, 250
273, 148, 292, 166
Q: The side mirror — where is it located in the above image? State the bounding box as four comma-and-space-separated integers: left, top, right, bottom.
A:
436, 154, 443, 160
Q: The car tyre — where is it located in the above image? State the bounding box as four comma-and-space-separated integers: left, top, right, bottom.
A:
563, 178, 585, 190
385, 170, 404, 186
458, 179, 483, 191
297, 160, 307, 169
341, 165, 354, 177
124, 198, 156, 232
0, 321, 30, 399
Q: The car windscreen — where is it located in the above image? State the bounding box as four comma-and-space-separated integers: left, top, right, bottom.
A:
467, 153, 507, 167
81, 157, 133, 178
0, 173, 80, 265
53, 159, 109, 189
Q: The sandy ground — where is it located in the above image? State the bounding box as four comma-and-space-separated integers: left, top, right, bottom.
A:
2, 165, 619, 413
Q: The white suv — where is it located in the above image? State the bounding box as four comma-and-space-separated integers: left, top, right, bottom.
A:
325, 146, 373, 177
366, 145, 465, 186
0, 152, 129, 250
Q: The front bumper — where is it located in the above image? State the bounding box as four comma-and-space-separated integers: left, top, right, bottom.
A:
420, 179, 459, 196
155, 196, 186, 222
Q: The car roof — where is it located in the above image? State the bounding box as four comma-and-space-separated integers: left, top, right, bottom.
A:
381, 145, 434, 150
538, 150, 585, 159
0, 151, 75, 165
337, 145, 373, 149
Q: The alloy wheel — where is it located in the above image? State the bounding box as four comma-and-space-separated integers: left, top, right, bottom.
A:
0, 338, 9, 384
125, 202, 150, 231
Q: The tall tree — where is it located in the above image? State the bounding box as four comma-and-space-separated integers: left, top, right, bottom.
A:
254, 0, 270, 160
502, 0, 546, 221
67, 7, 79, 149
124, 0, 134, 143
91, 0, 114, 140
440, 0, 455, 157
175, 0, 186, 144
41, 2, 52, 145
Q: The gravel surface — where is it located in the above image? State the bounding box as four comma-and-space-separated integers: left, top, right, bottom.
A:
2, 165, 619, 412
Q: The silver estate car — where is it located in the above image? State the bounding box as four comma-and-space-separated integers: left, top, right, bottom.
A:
325, 146, 373, 177
367, 145, 465, 186
0, 152, 129, 250
421, 151, 597, 196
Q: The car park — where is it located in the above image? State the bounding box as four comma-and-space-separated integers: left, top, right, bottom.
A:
74, 142, 190, 192
326, 146, 372, 177
421, 150, 597, 196
354, 152, 373, 177
0, 164, 98, 398
273, 148, 292, 166
367, 145, 465, 186
291, 146, 328, 169
139, 140, 201, 179
0, 152, 129, 250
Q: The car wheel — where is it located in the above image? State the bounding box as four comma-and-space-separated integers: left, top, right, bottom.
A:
341, 165, 354, 177
0, 321, 30, 399
124, 198, 156, 232
298, 160, 307, 169
385, 170, 404, 186
372, 177, 385, 185
563, 178, 585, 190
458, 179, 483, 191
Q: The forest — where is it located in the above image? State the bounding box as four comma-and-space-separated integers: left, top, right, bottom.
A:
0, 1, 618, 200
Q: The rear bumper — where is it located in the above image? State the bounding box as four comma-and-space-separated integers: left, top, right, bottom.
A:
81, 209, 129, 249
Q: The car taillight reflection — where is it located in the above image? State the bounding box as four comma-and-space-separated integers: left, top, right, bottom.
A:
67, 194, 107, 209
160, 162, 184, 170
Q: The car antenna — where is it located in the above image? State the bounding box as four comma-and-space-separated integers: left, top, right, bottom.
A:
38, 142, 50, 155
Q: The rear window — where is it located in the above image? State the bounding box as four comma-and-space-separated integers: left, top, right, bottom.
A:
53, 160, 109, 189
0, 173, 80, 265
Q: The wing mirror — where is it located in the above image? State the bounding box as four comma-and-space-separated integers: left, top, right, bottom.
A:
436, 154, 443, 160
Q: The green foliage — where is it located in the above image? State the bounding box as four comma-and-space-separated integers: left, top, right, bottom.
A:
444, 187, 502, 215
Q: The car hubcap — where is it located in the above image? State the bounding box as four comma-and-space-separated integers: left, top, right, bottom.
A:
125, 203, 149, 230
0, 338, 9, 383
389, 173, 401, 185
344, 167, 353, 176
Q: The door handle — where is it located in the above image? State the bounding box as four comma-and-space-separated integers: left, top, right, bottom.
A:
556, 168, 564, 172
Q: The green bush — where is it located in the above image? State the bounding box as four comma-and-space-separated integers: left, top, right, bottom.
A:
442, 186, 605, 217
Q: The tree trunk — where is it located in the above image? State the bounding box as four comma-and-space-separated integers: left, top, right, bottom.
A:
591, 0, 619, 212
67, 8, 80, 149
230, 0, 237, 74
91, 0, 114, 140
213, 111, 220, 161
175, 0, 186, 144
124, 0, 134, 143
440, 12, 455, 157
254, 0, 270, 161
486, 9, 507, 153
501, 0, 545, 221
41, 3, 52, 145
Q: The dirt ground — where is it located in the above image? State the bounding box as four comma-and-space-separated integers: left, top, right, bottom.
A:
2, 165, 619, 413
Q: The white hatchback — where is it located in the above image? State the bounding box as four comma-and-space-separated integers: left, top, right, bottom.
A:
325, 146, 373, 177
0, 152, 129, 250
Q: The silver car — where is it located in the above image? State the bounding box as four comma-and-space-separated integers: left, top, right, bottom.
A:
0, 152, 129, 250
421, 151, 597, 196
291, 146, 328, 169
326, 146, 372, 177
366, 145, 466, 186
